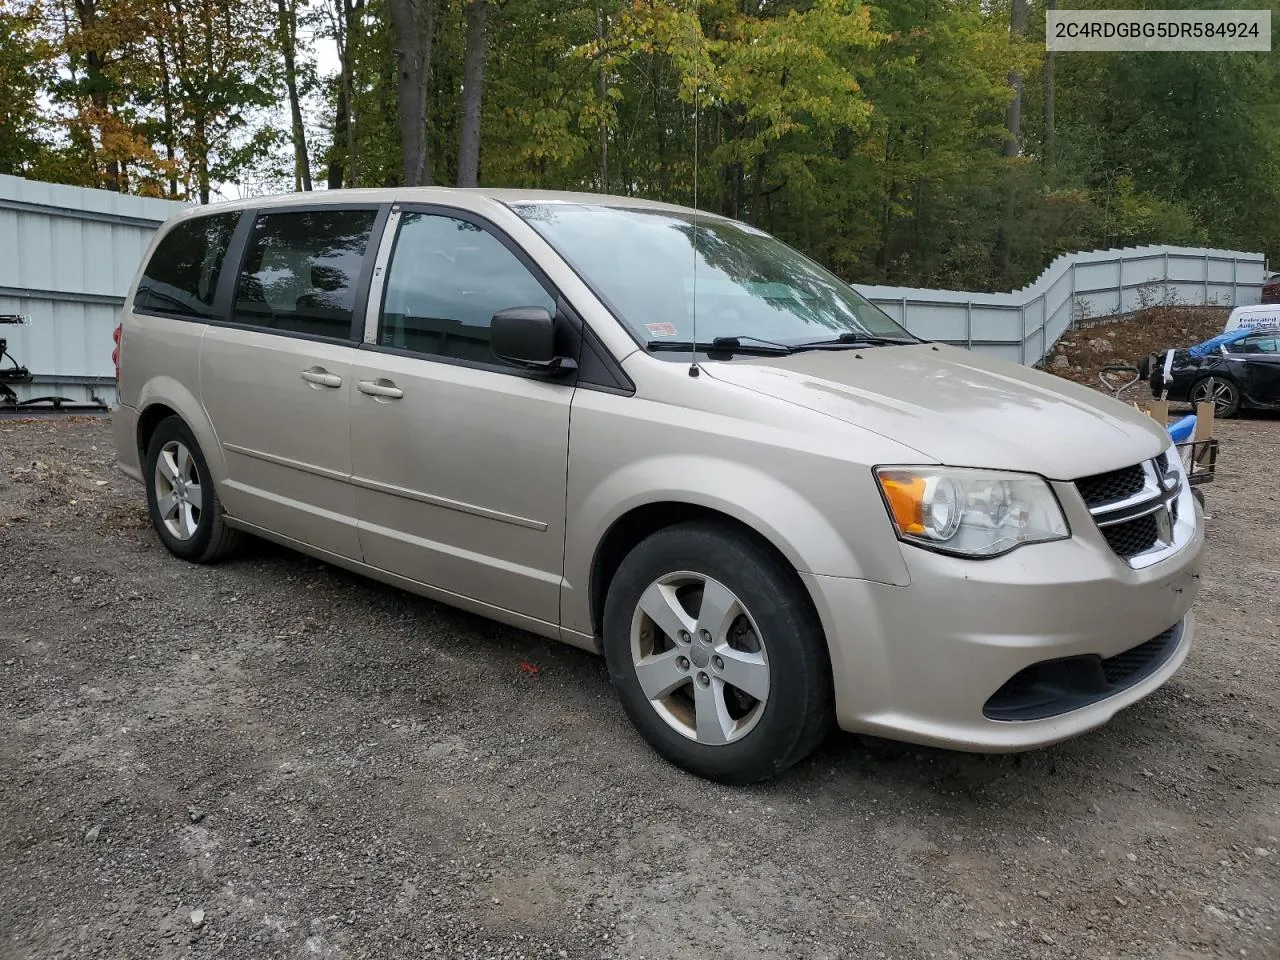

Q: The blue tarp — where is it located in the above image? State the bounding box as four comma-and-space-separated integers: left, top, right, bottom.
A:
1168, 415, 1197, 443
1188, 328, 1253, 358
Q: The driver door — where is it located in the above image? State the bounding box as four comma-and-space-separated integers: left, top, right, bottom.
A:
1229, 333, 1280, 406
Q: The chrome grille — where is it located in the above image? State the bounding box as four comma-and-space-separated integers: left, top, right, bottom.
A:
1075, 453, 1187, 568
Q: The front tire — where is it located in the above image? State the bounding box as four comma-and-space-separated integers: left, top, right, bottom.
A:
602, 521, 834, 784
1189, 375, 1240, 418
144, 416, 241, 563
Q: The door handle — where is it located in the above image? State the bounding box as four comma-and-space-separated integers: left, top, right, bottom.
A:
301, 368, 342, 388
357, 378, 404, 400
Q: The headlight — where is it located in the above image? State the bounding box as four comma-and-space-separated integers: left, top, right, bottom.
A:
875, 466, 1070, 558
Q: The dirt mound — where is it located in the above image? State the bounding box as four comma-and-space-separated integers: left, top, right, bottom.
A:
1043, 306, 1230, 398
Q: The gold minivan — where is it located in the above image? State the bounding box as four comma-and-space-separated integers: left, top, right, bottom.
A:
112, 188, 1203, 783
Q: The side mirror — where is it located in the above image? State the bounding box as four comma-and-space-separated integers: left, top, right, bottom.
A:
490, 306, 576, 375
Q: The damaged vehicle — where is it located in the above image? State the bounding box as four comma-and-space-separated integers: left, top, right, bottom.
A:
1140, 326, 1280, 418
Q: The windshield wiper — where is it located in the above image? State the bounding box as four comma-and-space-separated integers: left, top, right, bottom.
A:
793, 332, 917, 350
646, 335, 793, 356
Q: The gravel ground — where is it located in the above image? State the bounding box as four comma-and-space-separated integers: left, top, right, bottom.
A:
1, 413, 1278, 960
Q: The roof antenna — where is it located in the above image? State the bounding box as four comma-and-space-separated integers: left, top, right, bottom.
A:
688, 0, 701, 379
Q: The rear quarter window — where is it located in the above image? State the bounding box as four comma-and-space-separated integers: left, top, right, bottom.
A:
134, 212, 240, 319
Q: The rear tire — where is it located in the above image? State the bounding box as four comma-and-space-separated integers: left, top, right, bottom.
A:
1189, 375, 1240, 419
602, 521, 834, 784
144, 416, 241, 563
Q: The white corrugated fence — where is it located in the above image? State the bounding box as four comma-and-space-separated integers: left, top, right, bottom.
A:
856, 245, 1268, 366
0, 175, 185, 408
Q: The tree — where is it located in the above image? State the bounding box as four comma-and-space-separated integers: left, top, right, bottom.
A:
276, 0, 312, 190
1042, 0, 1055, 186
4, 0, 1276, 292
388, 0, 436, 185
0, 0, 54, 176
149, 0, 281, 202
316, 0, 364, 187
456, 0, 487, 186
1002, 0, 1028, 158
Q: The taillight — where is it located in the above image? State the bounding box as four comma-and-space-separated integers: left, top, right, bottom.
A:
112, 323, 122, 382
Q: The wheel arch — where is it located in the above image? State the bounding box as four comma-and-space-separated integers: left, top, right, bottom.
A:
565, 453, 908, 643
587, 501, 820, 647
1188, 370, 1242, 415
134, 377, 229, 482
137, 402, 179, 462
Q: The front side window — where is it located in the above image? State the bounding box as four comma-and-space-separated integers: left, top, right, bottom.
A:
134, 213, 238, 319
1243, 335, 1279, 354
513, 203, 913, 349
231, 209, 377, 340
1228, 334, 1280, 355
379, 212, 555, 365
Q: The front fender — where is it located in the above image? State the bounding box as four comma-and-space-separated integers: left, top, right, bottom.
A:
561, 454, 911, 638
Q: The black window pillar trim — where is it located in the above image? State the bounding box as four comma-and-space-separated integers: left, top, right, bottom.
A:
211, 211, 257, 324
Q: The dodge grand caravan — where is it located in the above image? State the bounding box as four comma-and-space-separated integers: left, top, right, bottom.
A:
112, 189, 1203, 784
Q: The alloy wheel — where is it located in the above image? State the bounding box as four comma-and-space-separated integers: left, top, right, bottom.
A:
629, 572, 770, 745
153, 440, 202, 541
1190, 377, 1237, 417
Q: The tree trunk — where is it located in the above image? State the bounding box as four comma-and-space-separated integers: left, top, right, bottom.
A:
1002, 0, 1029, 158
389, 0, 436, 186
457, 0, 488, 187
197, 0, 213, 202
195, 116, 210, 204
156, 31, 179, 197
73, 0, 122, 191
333, 0, 363, 188
751, 152, 766, 222
996, 0, 1030, 284
875, 130, 894, 279
276, 0, 312, 191
1044, 0, 1056, 186
596, 6, 607, 192
330, 81, 349, 188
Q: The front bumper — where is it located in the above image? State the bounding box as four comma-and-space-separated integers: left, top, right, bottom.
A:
803, 507, 1203, 752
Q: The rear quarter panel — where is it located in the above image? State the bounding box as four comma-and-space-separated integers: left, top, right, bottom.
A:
120, 313, 226, 486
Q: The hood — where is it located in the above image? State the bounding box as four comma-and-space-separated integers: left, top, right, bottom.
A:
702, 343, 1169, 480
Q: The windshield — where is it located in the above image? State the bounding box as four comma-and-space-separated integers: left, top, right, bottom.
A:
512, 203, 913, 348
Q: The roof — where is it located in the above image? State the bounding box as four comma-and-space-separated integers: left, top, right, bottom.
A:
189, 186, 712, 220
1228, 302, 1280, 317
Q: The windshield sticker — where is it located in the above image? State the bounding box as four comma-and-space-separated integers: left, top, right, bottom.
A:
645, 322, 678, 337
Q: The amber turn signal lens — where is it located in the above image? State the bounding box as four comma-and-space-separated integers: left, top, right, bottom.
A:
878, 472, 926, 535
